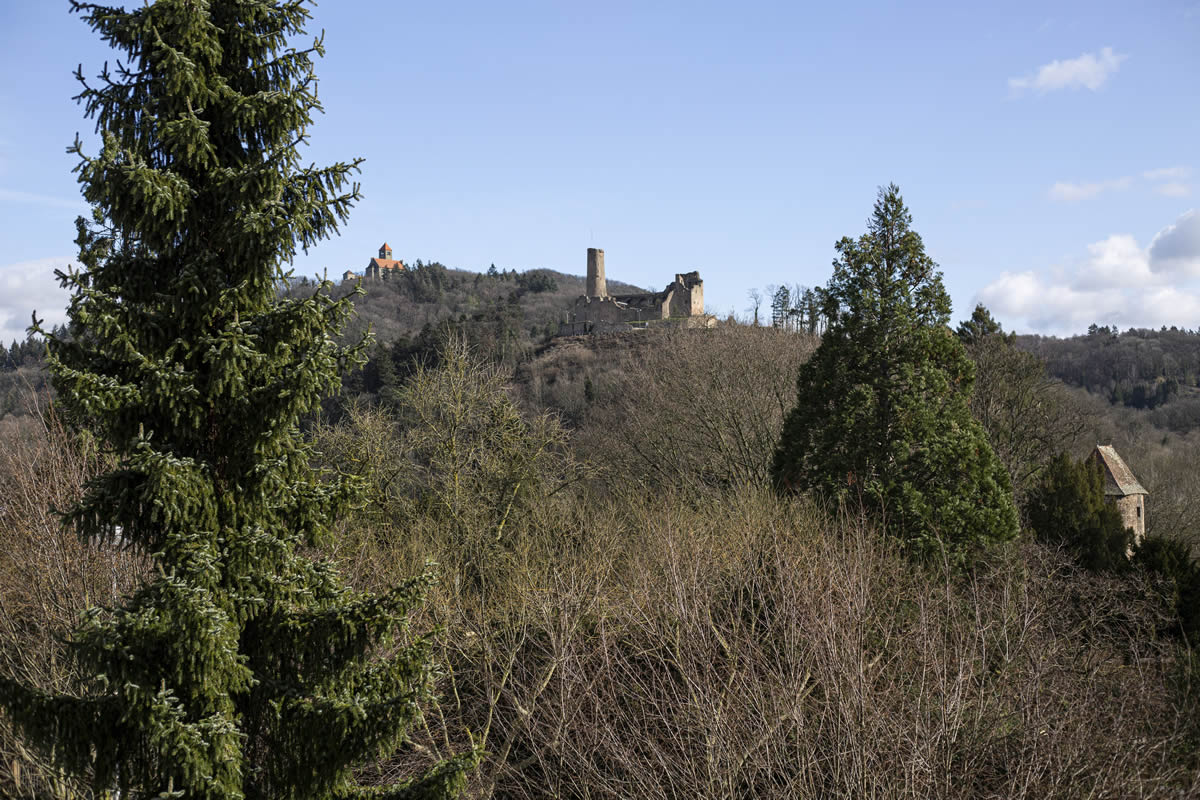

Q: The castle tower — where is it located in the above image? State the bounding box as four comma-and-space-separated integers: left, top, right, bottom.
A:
586, 247, 607, 298
379, 243, 392, 260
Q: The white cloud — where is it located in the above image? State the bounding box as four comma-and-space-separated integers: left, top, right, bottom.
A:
0, 257, 73, 344
1143, 166, 1191, 181
1077, 233, 1152, 287
1049, 176, 1132, 202
1149, 209, 1200, 277
1009, 47, 1127, 93
976, 271, 1126, 333
1154, 182, 1192, 197
1048, 166, 1192, 201
975, 210, 1200, 334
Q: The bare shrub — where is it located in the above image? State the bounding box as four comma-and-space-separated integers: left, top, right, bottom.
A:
323, 459, 1198, 797
313, 348, 1198, 798
316, 336, 594, 597
572, 324, 817, 492
448, 498, 1194, 800
0, 396, 145, 798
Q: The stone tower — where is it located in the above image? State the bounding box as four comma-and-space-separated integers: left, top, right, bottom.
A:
586, 247, 607, 298
379, 242, 392, 260
1088, 445, 1148, 546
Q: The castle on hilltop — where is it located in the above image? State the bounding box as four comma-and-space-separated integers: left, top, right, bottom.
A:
342, 243, 406, 282
558, 248, 715, 336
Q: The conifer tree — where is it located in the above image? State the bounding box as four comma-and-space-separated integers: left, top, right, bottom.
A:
771, 185, 1018, 561
0, 2, 472, 797
1026, 453, 1133, 573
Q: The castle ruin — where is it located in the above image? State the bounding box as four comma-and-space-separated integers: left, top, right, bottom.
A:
558, 247, 714, 335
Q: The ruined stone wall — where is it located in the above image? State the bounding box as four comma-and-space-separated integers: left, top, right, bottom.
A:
667, 272, 704, 317
559, 250, 712, 336
572, 296, 642, 325
612, 292, 671, 319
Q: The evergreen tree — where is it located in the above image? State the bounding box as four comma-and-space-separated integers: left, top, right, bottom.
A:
1136, 535, 1200, 641
1026, 453, 1133, 573
0, 3, 472, 798
955, 303, 1012, 347
770, 285, 791, 329
771, 185, 1018, 561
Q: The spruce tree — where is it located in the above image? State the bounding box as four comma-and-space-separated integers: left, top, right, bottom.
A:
771, 184, 1018, 562
0, 2, 472, 798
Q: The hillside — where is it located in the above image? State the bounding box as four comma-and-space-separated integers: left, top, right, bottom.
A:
319, 262, 650, 349
1016, 326, 1200, 433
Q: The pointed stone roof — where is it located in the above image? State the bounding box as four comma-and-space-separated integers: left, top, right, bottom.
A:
1090, 445, 1148, 497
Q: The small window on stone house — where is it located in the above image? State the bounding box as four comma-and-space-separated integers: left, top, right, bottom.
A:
1137, 504, 1141, 519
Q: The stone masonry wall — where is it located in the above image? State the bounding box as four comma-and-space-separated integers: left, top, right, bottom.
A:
1114, 494, 1145, 545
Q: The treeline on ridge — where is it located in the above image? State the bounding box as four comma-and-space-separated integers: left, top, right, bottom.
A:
1017, 325, 1200, 429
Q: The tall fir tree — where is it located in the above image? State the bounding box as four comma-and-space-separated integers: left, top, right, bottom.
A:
771, 185, 1018, 562
0, 2, 472, 798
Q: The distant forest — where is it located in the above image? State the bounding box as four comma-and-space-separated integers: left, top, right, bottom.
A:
1017, 325, 1200, 432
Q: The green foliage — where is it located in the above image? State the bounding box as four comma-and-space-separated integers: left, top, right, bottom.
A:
320, 337, 592, 593
772, 185, 1018, 562
1026, 453, 1133, 573
0, 2, 471, 798
1136, 535, 1200, 642
516, 269, 558, 294
955, 303, 1011, 347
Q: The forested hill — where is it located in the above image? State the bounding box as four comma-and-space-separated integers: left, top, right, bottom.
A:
298, 262, 650, 409
0, 264, 648, 418
316, 261, 647, 350
1015, 326, 1200, 432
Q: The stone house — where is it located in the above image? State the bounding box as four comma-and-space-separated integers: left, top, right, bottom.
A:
559, 247, 713, 335
1088, 445, 1148, 545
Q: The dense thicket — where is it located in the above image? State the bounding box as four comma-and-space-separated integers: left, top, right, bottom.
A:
5, 326, 1200, 797
0, 2, 470, 798
772, 185, 1017, 561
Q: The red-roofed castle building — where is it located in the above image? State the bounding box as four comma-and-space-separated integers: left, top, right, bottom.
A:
343, 243, 406, 282
365, 243, 405, 280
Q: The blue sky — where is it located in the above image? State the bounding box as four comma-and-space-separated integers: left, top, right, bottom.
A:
1, 0, 1197, 342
